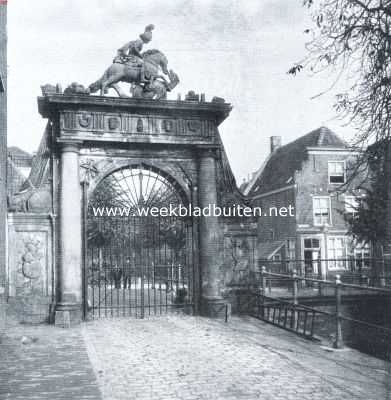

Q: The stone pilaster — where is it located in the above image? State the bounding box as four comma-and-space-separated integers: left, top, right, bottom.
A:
55, 142, 82, 327
198, 148, 226, 316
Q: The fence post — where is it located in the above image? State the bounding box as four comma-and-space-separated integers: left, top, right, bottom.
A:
268, 266, 272, 294
317, 258, 323, 296
380, 257, 386, 287
292, 269, 298, 330
260, 266, 266, 318
333, 274, 344, 349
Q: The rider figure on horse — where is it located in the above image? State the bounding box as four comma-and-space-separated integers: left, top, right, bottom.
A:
113, 24, 154, 85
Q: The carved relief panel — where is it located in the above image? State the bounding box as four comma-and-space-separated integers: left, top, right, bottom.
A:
7, 218, 52, 299
60, 111, 217, 140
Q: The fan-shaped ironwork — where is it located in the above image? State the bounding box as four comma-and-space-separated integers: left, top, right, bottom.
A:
85, 165, 193, 319
90, 165, 186, 211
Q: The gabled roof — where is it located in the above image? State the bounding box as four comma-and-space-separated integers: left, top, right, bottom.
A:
7, 146, 32, 166
242, 152, 273, 196
247, 127, 349, 197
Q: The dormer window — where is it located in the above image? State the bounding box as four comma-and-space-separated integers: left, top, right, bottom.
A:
328, 161, 345, 184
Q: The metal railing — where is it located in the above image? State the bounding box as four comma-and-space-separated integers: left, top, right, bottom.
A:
255, 258, 391, 287
233, 267, 391, 360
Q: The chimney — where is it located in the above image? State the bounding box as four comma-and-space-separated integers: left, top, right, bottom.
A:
270, 136, 282, 153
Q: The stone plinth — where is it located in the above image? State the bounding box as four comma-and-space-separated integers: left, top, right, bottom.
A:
200, 297, 231, 320
7, 213, 53, 324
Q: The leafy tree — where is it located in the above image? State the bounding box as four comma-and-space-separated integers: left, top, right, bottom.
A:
290, 0, 391, 254
346, 143, 388, 245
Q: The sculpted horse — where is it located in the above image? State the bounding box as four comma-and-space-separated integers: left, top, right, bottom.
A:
89, 49, 179, 100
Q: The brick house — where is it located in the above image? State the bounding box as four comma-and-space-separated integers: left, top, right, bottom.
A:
244, 127, 370, 279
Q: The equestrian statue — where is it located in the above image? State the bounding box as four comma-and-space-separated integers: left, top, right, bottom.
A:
89, 24, 179, 100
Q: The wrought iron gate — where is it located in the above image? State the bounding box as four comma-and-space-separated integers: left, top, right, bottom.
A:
84, 165, 194, 318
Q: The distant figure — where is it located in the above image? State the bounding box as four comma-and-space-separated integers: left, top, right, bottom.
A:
111, 264, 122, 289
123, 257, 132, 289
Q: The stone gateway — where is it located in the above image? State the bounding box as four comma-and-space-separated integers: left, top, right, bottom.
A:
30, 93, 242, 326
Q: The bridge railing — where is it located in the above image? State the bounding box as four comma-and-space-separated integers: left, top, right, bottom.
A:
249, 258, 391, 288
232, 268, 391, 360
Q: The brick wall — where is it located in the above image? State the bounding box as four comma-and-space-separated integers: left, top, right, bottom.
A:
248, 150, 364, 270
252, 188, 296, 243
295, 152, 362, 228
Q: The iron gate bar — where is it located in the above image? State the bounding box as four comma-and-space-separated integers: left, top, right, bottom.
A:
85, 166, 194, 319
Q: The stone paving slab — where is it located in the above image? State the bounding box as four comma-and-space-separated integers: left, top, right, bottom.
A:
82, 315, 391, 400
0, 321, 102, 400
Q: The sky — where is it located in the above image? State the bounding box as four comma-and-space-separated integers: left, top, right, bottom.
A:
7, 0, 356, 183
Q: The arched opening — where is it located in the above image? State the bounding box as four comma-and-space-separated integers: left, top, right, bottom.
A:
85, 164, 194, 318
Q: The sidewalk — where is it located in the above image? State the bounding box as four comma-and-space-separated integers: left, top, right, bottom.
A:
0, 318, 101, 400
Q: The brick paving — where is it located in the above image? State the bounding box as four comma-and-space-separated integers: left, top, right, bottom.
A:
1, 314, 390, 400
82, 315, 391, 400
0, 320, 101, 400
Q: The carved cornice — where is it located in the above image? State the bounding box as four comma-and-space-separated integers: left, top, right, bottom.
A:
38, 95, 232, 126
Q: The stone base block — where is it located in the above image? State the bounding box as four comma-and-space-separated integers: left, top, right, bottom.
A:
55, 306, 82, 328
200, 296, 231, 320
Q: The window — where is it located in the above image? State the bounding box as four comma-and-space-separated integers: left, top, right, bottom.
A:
304, 238, 320, 249
327, 237, 347, 270
313, 197, 331, 226
352, 242, 371, 271
345, 195, 359, 215
272, 254, 281, 262
287, 239, 296, 260
303, 238, 321, 275
328, 161, 345, 184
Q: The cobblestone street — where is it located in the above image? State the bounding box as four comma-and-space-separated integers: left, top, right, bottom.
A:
1, 314, 391, 399
82, 315, 391, 400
